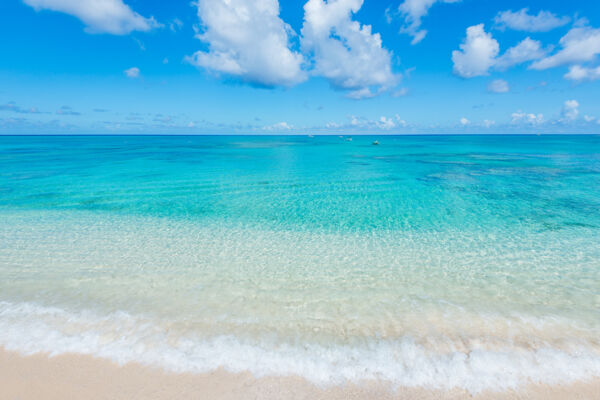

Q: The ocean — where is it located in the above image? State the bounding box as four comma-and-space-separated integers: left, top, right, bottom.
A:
0, 135, 599, 392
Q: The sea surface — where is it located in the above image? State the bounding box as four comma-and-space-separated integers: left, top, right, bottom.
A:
0, 135, 599, 392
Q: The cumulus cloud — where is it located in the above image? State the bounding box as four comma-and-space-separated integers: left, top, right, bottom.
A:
453, 26, 547, 77
564, 65, 600, 81
452, 24, 499, 78
583, 115, 596, 122
124, 67, 140, 78
23, 0, 160, 35
301, 0, 398, 99
495, 37, 547, 70
397, 0, 461, 44
530, 26, 600, 70
511, 111, 544, 125
483, 119, 495, 127
377, 116, 396, 129
187, 0, 306, 88
460, 117, 470, 125
562, 100, 579, 121
487, 79, 509, 93
494, 8, 570, 32
185, 0, 397, 98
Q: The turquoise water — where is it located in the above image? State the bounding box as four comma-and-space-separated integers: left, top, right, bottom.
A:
0, 135, 599, 391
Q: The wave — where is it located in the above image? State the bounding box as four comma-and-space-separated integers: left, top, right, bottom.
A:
1, 301, 599, 393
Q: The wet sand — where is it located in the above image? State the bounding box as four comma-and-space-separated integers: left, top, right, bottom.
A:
1, 348, 597, 400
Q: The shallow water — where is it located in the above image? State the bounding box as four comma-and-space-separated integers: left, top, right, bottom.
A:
0, 135, 599, 392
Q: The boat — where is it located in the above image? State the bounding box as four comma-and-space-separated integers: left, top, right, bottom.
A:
372, 140, 379, 145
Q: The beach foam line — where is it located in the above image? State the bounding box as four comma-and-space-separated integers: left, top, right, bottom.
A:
1, 301, 599, 394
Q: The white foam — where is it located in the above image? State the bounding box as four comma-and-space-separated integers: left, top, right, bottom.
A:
1, 301, 599, 394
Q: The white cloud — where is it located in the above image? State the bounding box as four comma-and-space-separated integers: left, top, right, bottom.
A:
495, 37, 547, 70
583, 115, 596, 122
392, 87, 409, 97
394, 114, 407, 127
186, 0, 306, 87
124, 67, 140, 78
487, 79, 509, 93
511, 111, 544, 125
564, 65, 600, 81
23, 0, 160, 35
453, 27, 547, 77
169, 18, 183, 32
452, 24, 499, 78
460, 117, 470, 125
333, 114, 405, 130
562, 100, 579, 121
350, 115, 363, 126
377, 116, 396, 129
483, 119, 495, 127
345, 88, 377, 100
301, 0, 398, 99
494, 8, 570, 32
264, 121, 293, 131
397, 0, 461, 44
530, 26, 600, 70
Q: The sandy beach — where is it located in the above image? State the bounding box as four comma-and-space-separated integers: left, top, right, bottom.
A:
1, 348, 598, 400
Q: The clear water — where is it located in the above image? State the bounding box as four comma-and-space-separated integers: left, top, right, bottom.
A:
0, 135, 599, 392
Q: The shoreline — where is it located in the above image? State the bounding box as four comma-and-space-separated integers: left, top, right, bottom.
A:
1, 348, 598, 400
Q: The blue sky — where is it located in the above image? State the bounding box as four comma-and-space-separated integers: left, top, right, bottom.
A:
1, 0, 600, 134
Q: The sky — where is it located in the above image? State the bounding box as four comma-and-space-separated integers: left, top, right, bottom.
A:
1, 0, 600, 134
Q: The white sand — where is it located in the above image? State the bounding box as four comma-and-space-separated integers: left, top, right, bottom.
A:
1, 348, 598, 400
